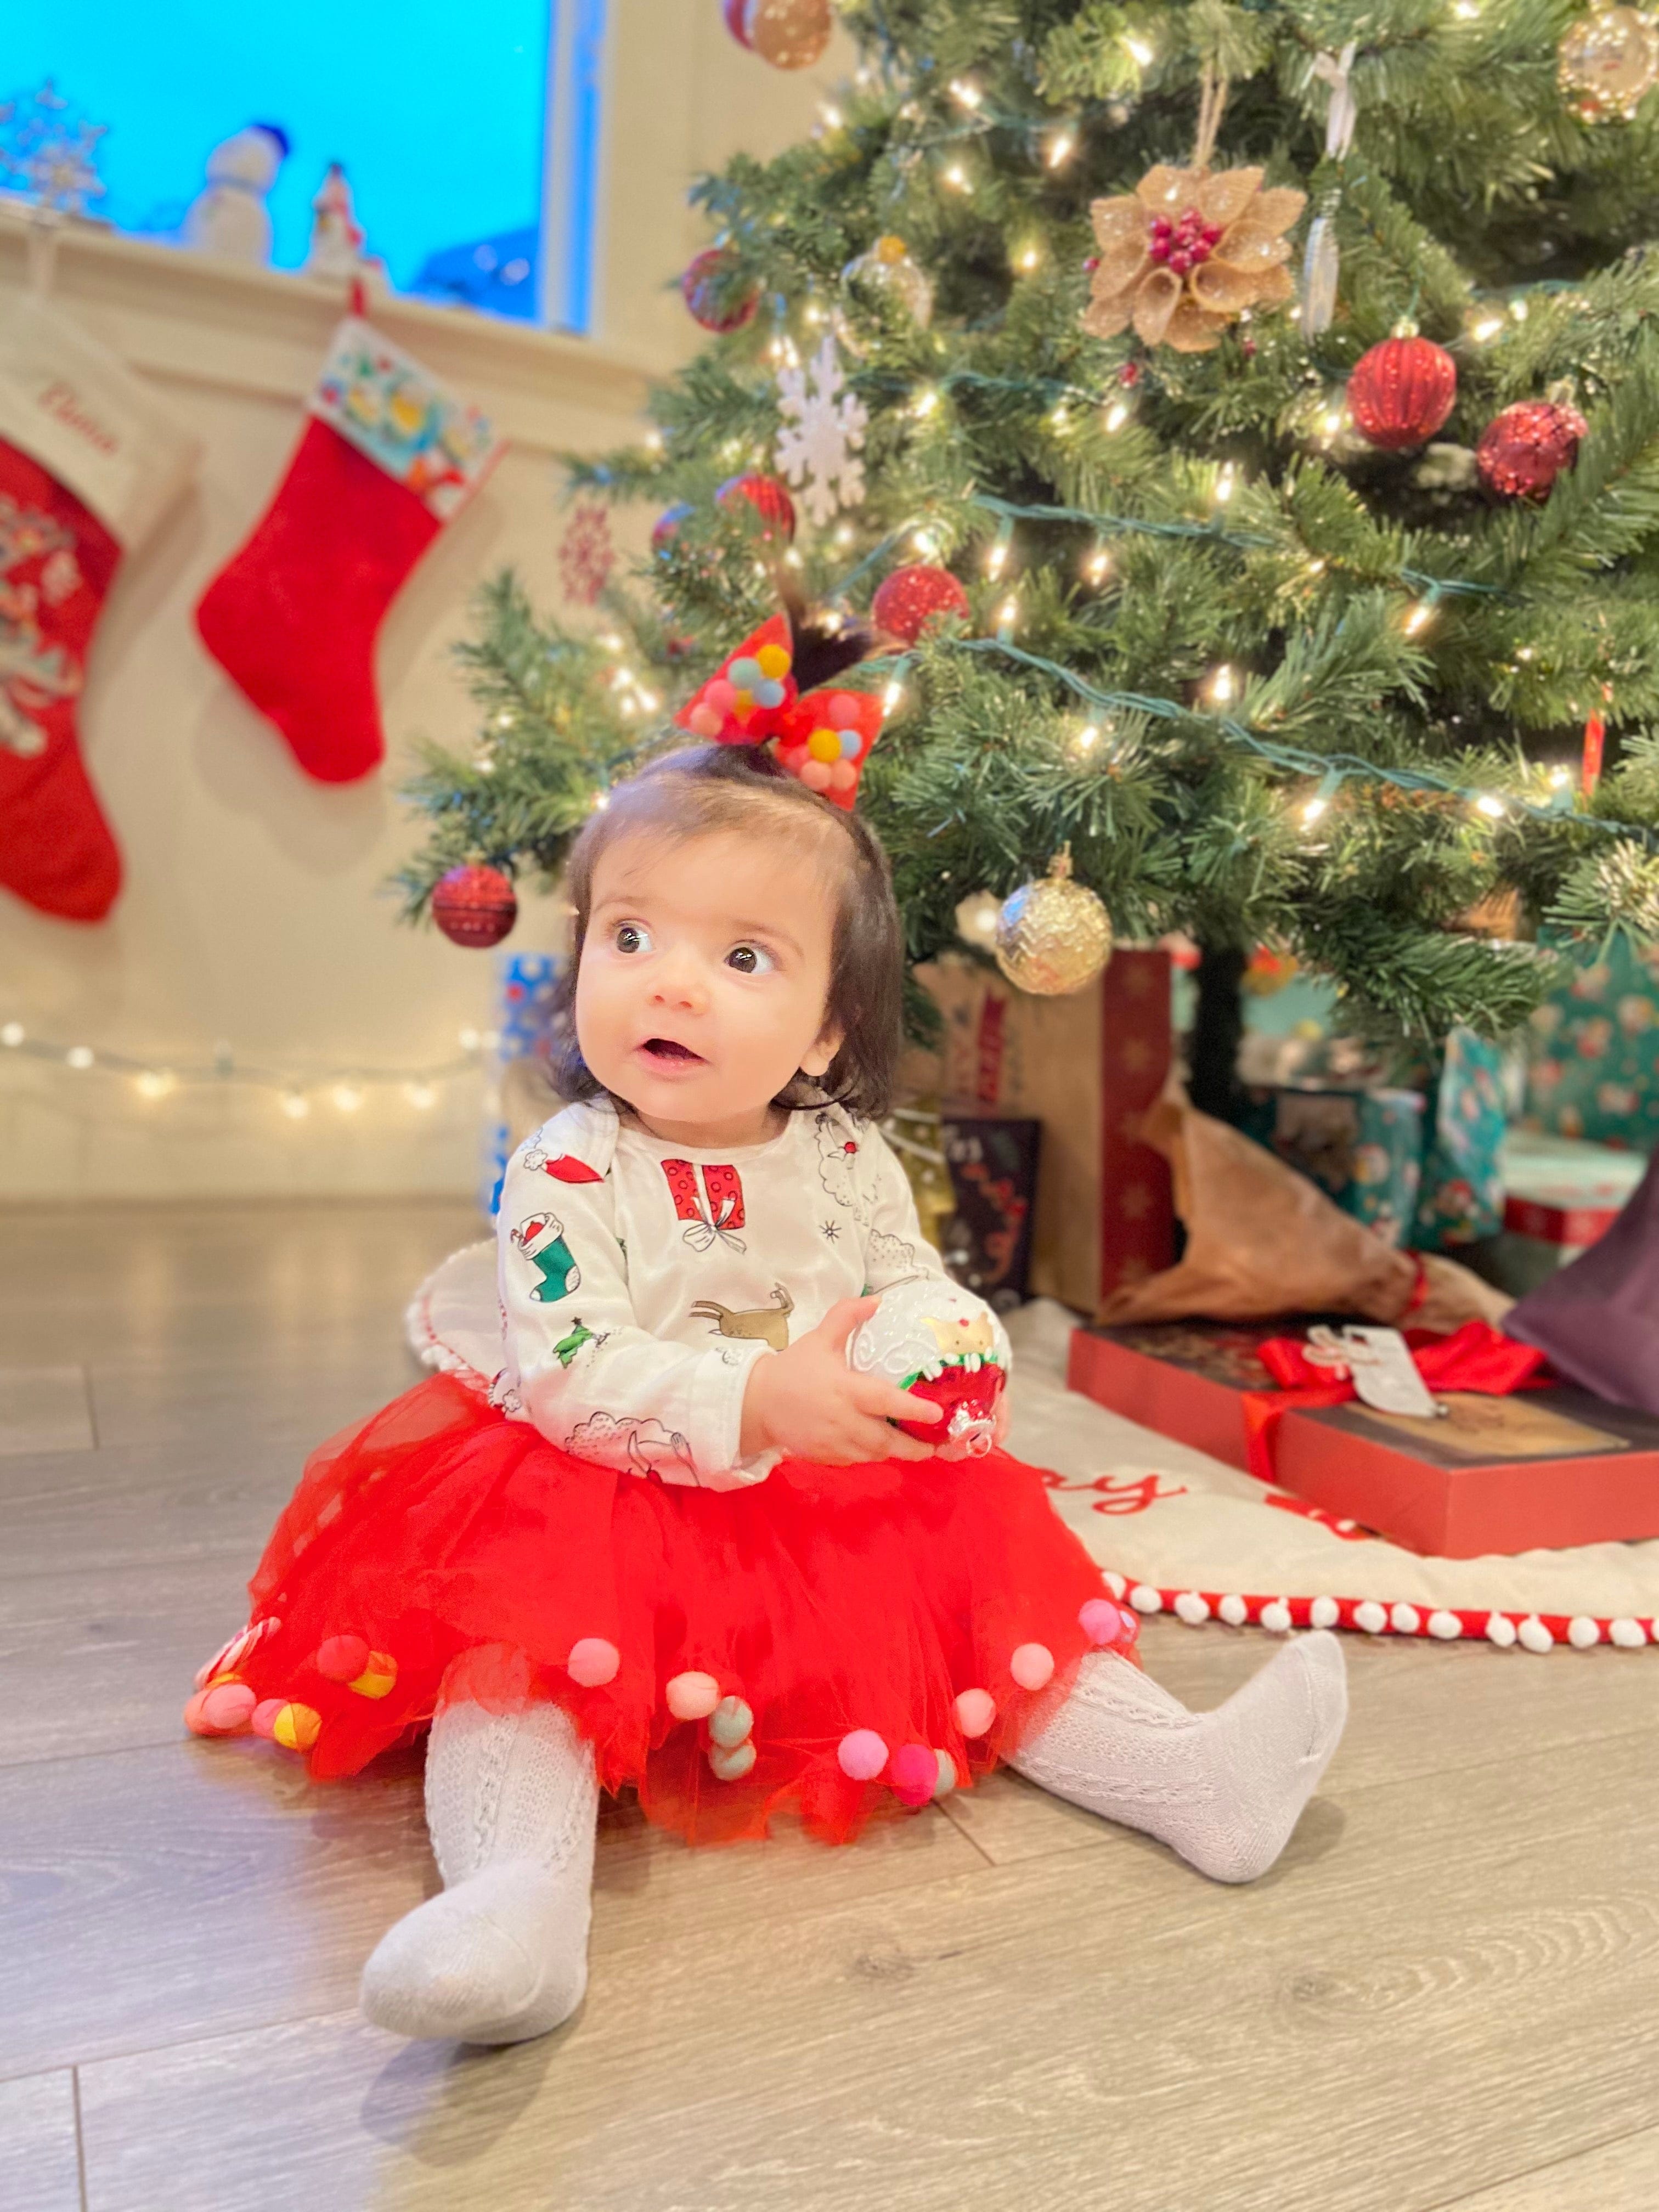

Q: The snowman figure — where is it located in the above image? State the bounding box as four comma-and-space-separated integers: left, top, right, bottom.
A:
182, 123, 289, 264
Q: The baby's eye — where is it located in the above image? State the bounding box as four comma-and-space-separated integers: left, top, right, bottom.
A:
726, 943, 776, 975
614, 922, 652, 955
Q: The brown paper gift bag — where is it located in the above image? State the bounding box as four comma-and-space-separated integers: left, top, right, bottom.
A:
1097, 1097, 1512, 1332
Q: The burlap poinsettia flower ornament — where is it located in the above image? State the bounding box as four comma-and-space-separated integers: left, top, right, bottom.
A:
1084, 166, 1306, 353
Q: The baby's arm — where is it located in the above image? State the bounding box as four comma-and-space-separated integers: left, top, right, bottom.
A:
500, 1130, 769, 1488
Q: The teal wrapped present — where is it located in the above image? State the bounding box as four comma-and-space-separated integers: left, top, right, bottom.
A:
1238, 1085, 1424, 1246
1525, 936, 1659, 1153
1411, 1028, 1510, 1249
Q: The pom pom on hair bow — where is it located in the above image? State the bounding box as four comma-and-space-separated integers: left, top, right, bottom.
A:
676, 616, 883, 809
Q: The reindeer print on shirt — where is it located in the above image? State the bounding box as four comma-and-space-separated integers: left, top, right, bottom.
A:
689, 1286, 795, 1353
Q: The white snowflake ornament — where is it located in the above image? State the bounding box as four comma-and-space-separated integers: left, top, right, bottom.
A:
775, 334, 867, 529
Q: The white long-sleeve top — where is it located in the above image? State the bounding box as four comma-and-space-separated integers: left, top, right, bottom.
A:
491, 1096, 981, 1490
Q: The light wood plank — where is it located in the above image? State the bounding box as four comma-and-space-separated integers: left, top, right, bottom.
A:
74, 1729, 1659, 2212
0, 1554, 263, 1767
0, 2069, 82, 2212
0, 1367, 94, 1457
0, 1436, 308, 1584
0, 1200, 478, 1368
1440, 2126, 1659, 2211
0, 1737, 981, 2083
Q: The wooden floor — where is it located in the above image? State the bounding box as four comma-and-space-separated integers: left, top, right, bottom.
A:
4, 1202, 1658, 2212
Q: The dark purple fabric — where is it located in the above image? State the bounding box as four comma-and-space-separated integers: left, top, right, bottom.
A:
1505, 1149, 1659, 1413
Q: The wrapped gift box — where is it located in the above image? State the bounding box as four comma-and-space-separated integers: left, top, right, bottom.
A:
912, 950, 1174, 1312
1067, 1317, 1659, 1559
1237, 1084, 1424, 1246
939, 1112, 1041, 1306
1525, 934, 1659, 1149
1490, 1129, 1649, 1295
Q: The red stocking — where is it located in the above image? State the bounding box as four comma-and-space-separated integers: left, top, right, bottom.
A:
195, 317, 500, 783
0, 296, 198, 922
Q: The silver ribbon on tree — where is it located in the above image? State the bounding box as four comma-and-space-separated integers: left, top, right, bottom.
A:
1301, 43, 1357, 338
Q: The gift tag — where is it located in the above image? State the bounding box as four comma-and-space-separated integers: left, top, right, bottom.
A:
1305, 1324, 1442, 1418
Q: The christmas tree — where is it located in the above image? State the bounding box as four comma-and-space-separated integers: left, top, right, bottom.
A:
398, 0, 1659, 1089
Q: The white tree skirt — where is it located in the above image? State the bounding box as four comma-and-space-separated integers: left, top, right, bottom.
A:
407, 1247, 1659, 1656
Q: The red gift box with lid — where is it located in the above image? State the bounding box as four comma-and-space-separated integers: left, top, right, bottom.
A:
1066, 1317, 1659, 1559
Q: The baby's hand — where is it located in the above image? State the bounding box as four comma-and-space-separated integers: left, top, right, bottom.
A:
740, 1296, 943, 1465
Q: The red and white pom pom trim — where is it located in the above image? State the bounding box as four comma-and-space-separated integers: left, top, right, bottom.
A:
1097, 1571, 1654, 1654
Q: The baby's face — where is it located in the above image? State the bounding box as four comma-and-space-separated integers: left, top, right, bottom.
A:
575, 827, 842, 1143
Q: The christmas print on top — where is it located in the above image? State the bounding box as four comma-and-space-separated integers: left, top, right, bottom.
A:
311, 317, 498, 519
688, 1285, 795, 1352
565, 1409, 697, 1482
812, 1110, 865, 1217
552, 1317, 607, 1368
522, 1139, 606, 1185
661, 1159, 748, 1252
509, 1211, 582, 1303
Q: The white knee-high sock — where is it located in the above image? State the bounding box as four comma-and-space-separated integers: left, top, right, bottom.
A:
1008, 1630, 1347, 1883
359, 1695, 599, 2044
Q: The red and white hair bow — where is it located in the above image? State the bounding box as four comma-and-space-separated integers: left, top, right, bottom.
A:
675, 613, 883, 811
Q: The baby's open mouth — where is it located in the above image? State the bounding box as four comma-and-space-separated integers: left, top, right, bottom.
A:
641, 1037, 705, 1064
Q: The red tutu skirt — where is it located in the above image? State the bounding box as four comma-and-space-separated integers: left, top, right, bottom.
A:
188, 1375, 1138, 1846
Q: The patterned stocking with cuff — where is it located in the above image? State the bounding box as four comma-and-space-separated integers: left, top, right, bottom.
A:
195, 314, 499, 783
0, 294, 198, 919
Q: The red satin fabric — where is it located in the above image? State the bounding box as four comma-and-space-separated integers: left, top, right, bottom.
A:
1241, 1323, 1549, 1485
193, 1375, 1130, 1846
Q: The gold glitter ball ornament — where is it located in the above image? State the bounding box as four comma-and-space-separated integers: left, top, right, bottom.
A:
1560, 5, 1659, 119
994, 849, 1114, 996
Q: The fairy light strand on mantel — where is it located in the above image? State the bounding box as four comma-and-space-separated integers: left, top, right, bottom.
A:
0, 1024, 494, 1117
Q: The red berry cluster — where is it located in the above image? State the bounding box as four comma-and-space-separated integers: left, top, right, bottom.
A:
1147, 207, 1223, 276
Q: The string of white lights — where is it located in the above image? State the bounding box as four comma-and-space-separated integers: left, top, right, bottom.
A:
0, 1022, 493, 1119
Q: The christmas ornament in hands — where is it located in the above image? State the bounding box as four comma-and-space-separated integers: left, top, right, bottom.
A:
0, 293, 199, 920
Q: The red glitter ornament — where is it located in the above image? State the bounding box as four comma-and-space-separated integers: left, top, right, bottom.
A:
723, 0, 752, 46
431, 864, 517, 950
680, 247, 759, 333
1347, 332, 1458, 452
871, 564, 971, 645
1476, 399, 1589, 501
716, 471, 797, 541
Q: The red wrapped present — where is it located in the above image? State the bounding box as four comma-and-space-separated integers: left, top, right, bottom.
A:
1067, 1317, 1659, 1558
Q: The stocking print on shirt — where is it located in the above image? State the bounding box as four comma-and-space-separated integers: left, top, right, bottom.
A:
509, 1211, 581, 1303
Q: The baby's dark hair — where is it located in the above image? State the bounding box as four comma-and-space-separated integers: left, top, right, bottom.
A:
546, 744, 903, 1119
